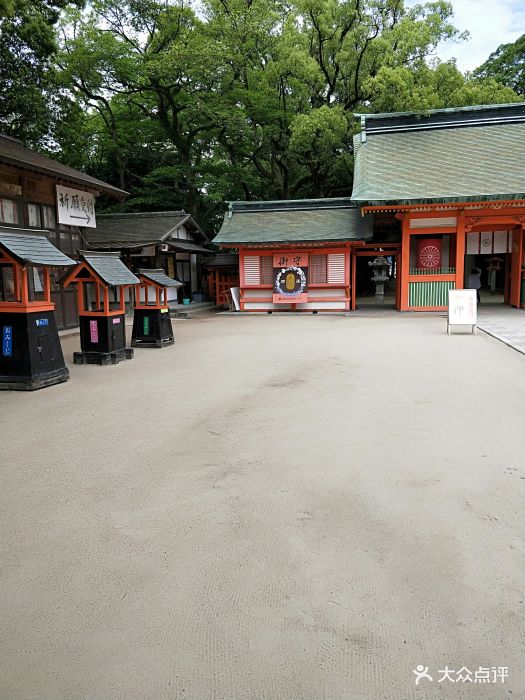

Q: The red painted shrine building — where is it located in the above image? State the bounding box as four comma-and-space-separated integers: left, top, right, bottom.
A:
215, 103, 525, 312
351, 102, 525, 311
214, 199, 373, 312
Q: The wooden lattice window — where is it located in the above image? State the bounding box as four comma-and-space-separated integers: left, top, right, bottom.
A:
260, 256, 273, 284
310, 254, 328, 284
243, 255, 273, 285
327, 254, 345, 283
243, 256, 261, 284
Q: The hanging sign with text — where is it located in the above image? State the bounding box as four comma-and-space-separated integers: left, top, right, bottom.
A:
273, 253, 308, 304
56, 185, 96, 228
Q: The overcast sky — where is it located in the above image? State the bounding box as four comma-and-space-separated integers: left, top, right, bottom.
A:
410, 0, 525, 72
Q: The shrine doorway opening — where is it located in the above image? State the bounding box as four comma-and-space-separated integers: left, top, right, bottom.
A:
464, 228, 520, 307
351, 245, 401, 311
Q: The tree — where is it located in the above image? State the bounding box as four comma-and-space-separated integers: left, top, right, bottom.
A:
365, 59, 520, 112
474, 34, 525, 96
50, 0, 520, 237
0, 0, 83, 146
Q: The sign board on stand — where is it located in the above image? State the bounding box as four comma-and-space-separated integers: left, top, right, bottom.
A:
447, 289, 477, 334
56, 185, 96, 228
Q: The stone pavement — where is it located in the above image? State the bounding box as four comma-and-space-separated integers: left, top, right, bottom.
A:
477, 305, 525, 355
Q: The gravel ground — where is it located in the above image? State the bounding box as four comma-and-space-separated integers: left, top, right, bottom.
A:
0, 313, 524, 700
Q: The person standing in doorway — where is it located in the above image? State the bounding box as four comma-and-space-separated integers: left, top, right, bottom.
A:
468, 266, 482, 303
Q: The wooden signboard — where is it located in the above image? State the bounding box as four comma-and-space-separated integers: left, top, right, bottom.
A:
56, 185, 96, 228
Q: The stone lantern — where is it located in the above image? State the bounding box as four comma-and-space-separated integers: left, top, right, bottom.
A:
368, 256, 390, 303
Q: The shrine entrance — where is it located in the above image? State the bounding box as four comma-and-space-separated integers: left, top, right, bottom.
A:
351, 244, 401, 311
464, 224, 524, 308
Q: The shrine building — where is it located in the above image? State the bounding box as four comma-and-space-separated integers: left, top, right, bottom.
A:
351, 102, 525, 311
215, 102, 525, 312
214, 199, 373, 312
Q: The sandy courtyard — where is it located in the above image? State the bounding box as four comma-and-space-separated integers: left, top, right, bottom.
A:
0, 313, 524, 699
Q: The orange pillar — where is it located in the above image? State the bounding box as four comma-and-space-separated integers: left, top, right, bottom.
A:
455, 210, 465, 289
20, 268, 29, 304
351, 253, 356, 311
400, 213, 410, 310
77, 280, 84, 314
510, 226, 524, 307
43, 268, 51, 303
395, 253, 401, 310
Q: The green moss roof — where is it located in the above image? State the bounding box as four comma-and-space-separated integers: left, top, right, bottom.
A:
351, 109, 525, 205
214, 198, 373, 245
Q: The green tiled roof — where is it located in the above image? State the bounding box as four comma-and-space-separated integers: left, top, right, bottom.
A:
214, 199, 372, 245
352, 113, 525, 205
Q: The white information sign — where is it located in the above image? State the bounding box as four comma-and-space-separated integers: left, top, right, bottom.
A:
56, 185, 96, 228
447, 289, 477, 334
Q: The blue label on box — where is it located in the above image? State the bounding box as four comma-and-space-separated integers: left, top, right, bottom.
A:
2, 326, 13, 356
36, 318, 49, 327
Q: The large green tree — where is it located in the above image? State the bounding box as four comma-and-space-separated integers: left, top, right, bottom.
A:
474, 33, 525, 96
0, 0, 83, 146
49, 0, 521, 235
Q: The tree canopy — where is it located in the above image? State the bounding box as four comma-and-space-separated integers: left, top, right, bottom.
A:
0, 0, 84, 146
474, 33, 525, 97
1, 0, 521, 233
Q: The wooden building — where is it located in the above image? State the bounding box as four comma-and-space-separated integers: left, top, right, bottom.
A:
202, 254, 239, 306
214, 199, 373, 312
0, 134, 127, 328
351, 102, 525, 311
85, 211, 210, 302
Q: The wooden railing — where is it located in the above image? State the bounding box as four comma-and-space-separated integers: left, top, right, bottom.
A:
409, 266, 456, 275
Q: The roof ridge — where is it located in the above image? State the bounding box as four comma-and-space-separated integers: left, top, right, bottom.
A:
355, 102, 525, 120
97, 210, 186, 218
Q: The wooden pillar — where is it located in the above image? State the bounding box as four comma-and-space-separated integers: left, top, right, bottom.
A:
395, 253, 401, 310
43, 268, 51, 303
103, 285, 109, 314
351, 253, 356, 311
504, 253, 511, 305
400, 213, 410, 310
455, 210, 466, 289
13, 262, 20, 302
20, 268, 29, 304
510, 225, 524, 308
77, 280, 84, 314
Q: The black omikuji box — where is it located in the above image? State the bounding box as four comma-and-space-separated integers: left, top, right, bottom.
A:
131, 269, 181, 348
63, 252, 139, 365
0, 228, 74, 391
